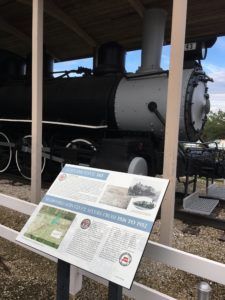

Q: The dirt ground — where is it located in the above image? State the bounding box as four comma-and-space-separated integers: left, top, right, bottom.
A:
0, 176, 225, 299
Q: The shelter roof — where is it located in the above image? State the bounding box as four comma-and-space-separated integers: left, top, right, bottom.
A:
0, 0, 224, 60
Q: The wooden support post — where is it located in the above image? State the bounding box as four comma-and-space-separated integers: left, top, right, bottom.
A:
31, 0, 43, 204
69, 266, 83, 297
160, 0, 188, 245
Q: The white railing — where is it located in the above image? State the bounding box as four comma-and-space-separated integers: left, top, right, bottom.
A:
1, 193, 225, 299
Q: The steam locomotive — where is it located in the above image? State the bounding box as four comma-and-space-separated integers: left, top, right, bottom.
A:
0, 43, 212, 180
0, 8, 221, 182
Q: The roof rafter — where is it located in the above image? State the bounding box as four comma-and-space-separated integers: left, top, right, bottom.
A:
127, 0, 145, 18
0, 16, 31, 45
0, 15, 58, 58
18, 0, 97, 48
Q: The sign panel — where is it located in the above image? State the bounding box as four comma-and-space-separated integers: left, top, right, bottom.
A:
17, 164, 169, 289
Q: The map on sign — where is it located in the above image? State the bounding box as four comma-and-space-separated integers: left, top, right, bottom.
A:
24, 206, 76, 249
17, 164, 169, 289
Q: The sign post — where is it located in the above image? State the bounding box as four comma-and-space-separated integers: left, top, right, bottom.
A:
108, 282, 122, 300
17, 164, 169, 295
56, 259, 70, 300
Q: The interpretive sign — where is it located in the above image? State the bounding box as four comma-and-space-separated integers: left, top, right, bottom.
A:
17, 164, 169, 289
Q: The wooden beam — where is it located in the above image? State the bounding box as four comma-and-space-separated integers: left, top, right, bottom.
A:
18, 0, 97, 48
0, 16, 31, 45
31, 0, 43, 204
127, 0, 145, 18
0, 15, 57, 58
160, 0, 188, 245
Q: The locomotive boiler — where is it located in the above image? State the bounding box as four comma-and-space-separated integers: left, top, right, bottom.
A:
0, 9, 214, 180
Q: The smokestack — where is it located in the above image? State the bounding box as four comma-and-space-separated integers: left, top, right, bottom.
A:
139, 8, 167, 73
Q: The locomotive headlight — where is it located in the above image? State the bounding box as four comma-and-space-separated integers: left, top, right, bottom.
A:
201, 42, 207, 60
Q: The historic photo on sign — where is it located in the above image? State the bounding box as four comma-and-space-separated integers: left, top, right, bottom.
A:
99, 185, 131, 209
127, 179, 160, 212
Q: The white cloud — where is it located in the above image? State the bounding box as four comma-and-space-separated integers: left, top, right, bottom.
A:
201, 62, 225, 112
210, 93, 225, 112
203, 63, 225, 83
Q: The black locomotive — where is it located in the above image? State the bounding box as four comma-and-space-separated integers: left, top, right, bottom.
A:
0, 41, 223, 183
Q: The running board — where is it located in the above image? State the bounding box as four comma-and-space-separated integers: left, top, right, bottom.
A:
206, 183, 225, 201
183, 192, 219, 215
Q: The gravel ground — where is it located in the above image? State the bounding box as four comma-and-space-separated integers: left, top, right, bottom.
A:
0, 175, 225, 299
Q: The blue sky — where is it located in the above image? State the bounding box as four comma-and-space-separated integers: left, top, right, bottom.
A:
201, 37, 225, 112
54, 37, 225, 112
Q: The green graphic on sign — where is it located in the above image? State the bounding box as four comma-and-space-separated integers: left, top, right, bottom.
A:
24, 205, 76, 249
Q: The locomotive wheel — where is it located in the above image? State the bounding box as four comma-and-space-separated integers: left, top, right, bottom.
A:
61, 138, 97, 168
0, 132, 12, 173
15, 135, 46, 180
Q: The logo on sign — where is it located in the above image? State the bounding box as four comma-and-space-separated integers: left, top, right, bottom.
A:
80, 218, 91, 229
119, 252, 132, 266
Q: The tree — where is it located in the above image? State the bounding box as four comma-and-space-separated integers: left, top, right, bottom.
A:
203, 110, 225, 141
